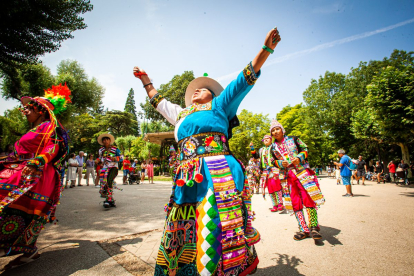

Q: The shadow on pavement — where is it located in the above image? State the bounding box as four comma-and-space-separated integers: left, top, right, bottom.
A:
256, 253, 304, 275
314, 225, 342, 247
399, 192, 414, 197
352, 194, 370, 197
1, 240, 109, 276
395, 184, 414, 188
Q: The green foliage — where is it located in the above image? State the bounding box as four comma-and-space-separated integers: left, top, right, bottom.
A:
366, 64, 414, 141
124, 88, 139, 135
141, 121, 172, 134
303, 49, 414, 165
229, 109, 270, 164
276, 104, 333, 166
130, 137, 160, 161
140, 71, 194, 124
0, 0, 93, 67
0, 107, 29, 150
115, 135, 136, 155
0, 63, 55, 101
56, 60, 105, 116
100, 110, 138, 137
67, 113, 101, 154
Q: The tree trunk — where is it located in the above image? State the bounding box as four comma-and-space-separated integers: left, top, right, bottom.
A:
397, 142, 411, 177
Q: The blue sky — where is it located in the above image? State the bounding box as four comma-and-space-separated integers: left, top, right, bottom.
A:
1, 0, 414, 120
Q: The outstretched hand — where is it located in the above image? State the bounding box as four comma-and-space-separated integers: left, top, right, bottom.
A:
133, 66, 147, 80
264, 27, 281, 51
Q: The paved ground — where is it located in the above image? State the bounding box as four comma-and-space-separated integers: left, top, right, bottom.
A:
1, 175, 413, 275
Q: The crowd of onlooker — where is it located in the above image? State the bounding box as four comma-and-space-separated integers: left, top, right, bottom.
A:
60, 151, 159, 188
326, 156, 413, 185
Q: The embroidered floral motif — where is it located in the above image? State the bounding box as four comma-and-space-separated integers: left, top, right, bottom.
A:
178, 132, 230, 161
176, 101, 212, 122
183, 139, 197, 156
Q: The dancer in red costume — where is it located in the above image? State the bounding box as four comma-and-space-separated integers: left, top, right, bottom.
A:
0, 84, 71, 269
270, 119, 325, 240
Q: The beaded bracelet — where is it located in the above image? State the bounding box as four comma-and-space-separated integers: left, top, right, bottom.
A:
143, 82, 153, 88
262, 45, 274, 54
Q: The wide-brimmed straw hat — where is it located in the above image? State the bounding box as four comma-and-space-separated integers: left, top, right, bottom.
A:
98, 133, 115, 145
185, 76, 224, 107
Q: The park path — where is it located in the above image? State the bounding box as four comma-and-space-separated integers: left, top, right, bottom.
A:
1, 175, 413, 275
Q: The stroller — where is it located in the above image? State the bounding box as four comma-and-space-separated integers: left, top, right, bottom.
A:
395, 169, 409, 185
128, 167, 141, 185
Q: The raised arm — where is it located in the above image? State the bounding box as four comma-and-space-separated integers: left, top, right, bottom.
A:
132, 67, 183, 125
216, 28, 281, 119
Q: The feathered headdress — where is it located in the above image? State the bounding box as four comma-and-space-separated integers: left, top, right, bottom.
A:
44, 83, 72, 114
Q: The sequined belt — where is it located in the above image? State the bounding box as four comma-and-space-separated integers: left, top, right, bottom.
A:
178, 132, 230, 162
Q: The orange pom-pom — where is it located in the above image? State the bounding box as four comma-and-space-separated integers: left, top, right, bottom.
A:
176, 179, 185, 187
194, 173, 204, 183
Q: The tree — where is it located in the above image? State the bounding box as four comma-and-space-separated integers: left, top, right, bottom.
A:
0, 63, 55, 101
56, 60, 105, 116
67, 113, 101, 155
0, 60, 105, 122
365, 64, 414, 172
124, 88, 139, 135
229, 109, 270, 164
100, 110, 138, 137
140, 71, 194, 124
0, 107, 29, 150
0, 0, 93, 68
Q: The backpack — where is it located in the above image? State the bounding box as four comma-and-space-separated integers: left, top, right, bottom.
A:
345, 156, 358, 170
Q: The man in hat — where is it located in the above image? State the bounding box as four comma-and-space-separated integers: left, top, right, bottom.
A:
133, 27, 281, 276
97, 133, 121, 208
270, 119, 325, 241
334, 149, 353, 196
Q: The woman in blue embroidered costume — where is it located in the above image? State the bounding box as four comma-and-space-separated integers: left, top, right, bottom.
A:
270, 120, 325, 241
97, 133, 121, 209
133, 27, 281, 276
0, 84, 71, 269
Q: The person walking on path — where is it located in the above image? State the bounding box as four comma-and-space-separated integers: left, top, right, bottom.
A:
271, 120, 324, 240
85, 154, 96, 186
122, 156, 131, 184
97, 134, 121, 208
147, 160, 154, 184
0, 84, 70, 269
388, 161, 396, 184
140, 161, 146, 183
132, 27, 280, 276
334, 149, 353, 197
355, 156, 367, 185
75, 151, 85, 186
67, 153, 79, 188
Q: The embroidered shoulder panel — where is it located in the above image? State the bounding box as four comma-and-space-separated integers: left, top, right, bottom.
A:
176, 101, 212, 122
243, 62, 259, 85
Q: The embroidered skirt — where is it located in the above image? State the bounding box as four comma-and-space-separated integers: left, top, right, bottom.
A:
155, 155, 259, 276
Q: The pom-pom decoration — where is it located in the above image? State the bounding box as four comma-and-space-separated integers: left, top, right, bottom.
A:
194, 173, 204, 183
44, 83, 72, 114
186, 179, 194, 187
176, 179, 185, 187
